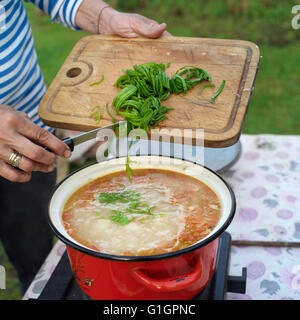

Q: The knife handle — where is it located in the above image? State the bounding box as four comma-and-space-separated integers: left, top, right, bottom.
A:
61, 137, 74, 152
44, 137, 74, 152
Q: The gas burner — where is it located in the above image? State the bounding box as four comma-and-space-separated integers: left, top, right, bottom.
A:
37, 232, 246, 300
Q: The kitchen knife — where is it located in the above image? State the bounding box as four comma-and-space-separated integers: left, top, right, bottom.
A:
46, 121, 127, 152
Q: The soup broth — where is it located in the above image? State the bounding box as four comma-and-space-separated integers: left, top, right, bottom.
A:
62, 169, 221, 256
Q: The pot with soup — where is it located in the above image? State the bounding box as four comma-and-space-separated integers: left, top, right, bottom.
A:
49, 156, 235, 300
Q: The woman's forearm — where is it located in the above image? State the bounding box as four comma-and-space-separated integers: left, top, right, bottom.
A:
74, 0, 117, 34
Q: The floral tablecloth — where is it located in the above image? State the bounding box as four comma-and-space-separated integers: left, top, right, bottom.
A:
225, 134, 300, 243
23, 134, 300, 300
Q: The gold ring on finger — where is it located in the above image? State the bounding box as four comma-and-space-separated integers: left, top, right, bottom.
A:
8, 151, 23, 169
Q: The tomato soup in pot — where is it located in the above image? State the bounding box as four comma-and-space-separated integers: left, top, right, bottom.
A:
48, 156, 235, 300
62, 169, 221, 256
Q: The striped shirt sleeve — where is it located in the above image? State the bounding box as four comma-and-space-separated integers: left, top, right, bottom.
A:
25, 0, 84, 30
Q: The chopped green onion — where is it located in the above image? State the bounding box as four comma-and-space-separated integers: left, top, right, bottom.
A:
105, 102, 117, 123
90, 75, 104, 87
210, 80, 226, 103
89, 105, 101, 124
199, 83, 216, 95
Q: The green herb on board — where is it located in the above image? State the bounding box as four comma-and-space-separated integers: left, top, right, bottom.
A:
111, 63, 212, 132
94, 63, 226, 132
210, 80, 226, 103
105, 102, 117, 123
199, 83, 216, 95
89, 105, 101, 124
90, 75, 104, 87
171, 65, 212, 94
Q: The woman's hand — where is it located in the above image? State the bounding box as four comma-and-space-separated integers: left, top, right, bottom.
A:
0, 105, 71, 183
98, 8, 171, 38
75, 1, 171, 38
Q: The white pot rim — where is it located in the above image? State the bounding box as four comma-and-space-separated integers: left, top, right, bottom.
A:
48, 155, 236, 261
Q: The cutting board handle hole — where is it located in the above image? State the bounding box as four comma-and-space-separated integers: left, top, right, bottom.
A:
66, 67, 82, 78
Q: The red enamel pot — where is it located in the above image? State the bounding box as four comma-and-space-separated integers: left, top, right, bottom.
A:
48, 156, 235, 300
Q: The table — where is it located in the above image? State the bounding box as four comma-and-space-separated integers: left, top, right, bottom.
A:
22, 134, 300, 300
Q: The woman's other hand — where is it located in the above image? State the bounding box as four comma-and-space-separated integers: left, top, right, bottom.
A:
0, 105, 71, 182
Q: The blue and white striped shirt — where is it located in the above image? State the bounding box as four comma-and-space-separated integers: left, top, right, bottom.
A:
0, 0, 83, 131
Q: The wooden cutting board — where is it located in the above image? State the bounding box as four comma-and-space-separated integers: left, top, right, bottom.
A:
38, 35, 260, 147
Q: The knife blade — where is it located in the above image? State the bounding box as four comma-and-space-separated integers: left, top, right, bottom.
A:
47, 121, 127, 152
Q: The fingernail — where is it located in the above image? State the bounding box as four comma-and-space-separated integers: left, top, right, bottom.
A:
64, 150, 71, 158
48, 165, 54, 172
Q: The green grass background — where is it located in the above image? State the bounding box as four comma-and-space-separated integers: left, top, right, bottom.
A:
1, 0, 299, 299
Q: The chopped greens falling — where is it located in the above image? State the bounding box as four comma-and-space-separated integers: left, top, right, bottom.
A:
125, 154, 136, 183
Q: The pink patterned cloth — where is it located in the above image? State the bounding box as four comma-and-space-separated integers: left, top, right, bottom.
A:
23, 134, 300, 300
225, 135, 300, 243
